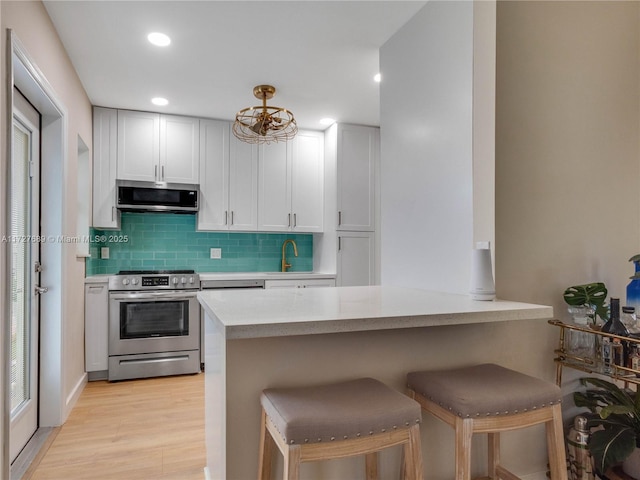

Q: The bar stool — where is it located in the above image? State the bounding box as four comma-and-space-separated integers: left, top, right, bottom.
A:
406, 363, 567, 480
258, 377, 424, 480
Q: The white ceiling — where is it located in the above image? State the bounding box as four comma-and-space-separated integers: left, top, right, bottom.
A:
43, 1, 426, 131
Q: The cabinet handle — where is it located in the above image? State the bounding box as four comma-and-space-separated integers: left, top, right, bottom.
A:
293, 213, 297, 227
155, 165, 158, 181
288, 213, 291, 227
338, 211, 342, 226
338, 237, 341, 251
231, 211, 234, 225
161, 165, 165, 181
112, 206, 115, 222
224, 211, 228, 225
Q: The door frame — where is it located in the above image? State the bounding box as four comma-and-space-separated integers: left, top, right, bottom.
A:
3, 30, 68, 477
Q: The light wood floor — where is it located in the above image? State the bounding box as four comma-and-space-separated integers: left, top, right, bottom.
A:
26, 373, 205, 480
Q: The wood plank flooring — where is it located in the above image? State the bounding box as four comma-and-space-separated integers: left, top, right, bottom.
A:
27, 373, 205, 480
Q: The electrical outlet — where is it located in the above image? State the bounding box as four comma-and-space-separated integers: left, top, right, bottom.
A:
101, 247, 110, 259
210, 248, 222, 259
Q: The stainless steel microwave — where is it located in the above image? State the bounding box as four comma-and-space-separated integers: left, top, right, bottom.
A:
116, 180, 199, 213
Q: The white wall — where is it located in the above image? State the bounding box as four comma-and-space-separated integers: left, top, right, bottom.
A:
380, 1, 475, 293
495, 0, 640, 409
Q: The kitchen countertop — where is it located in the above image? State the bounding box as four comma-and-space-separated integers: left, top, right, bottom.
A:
197, 285, 553, 339
85, 272, 335, 283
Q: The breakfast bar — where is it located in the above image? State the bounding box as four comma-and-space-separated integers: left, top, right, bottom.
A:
198, 286, 555, 479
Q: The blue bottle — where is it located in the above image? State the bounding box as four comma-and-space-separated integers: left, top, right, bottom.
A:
627, 254, 640, 312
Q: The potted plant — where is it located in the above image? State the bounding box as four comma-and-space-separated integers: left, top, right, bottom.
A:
563, 282, 609, 325
573, 377, 640, 477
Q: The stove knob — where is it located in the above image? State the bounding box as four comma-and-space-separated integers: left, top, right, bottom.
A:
131, 278, 139, 285
189, 276, 194, 284
181, 277, 187, 284
122, 278, 130, 286
172, 277, 179, 285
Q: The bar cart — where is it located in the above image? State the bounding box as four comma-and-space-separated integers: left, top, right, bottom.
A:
549, 319, 640, 387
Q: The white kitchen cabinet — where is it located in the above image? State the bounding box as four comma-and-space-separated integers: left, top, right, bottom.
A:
198, 120, 258, 231
336, 124, 378, 231
264, 278, 336, 289
258, 130, 324, 233
116, 110, 199, 184
228, 133, 259, 230
337, 231, 375, 286
92, 107, 120, 228
85, 281, 109, 375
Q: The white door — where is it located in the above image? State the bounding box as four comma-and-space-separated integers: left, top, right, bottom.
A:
10, 90, 42, 462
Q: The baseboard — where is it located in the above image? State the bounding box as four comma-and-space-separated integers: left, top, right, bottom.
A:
63, 372, 87, 422
521, 472, 549, 480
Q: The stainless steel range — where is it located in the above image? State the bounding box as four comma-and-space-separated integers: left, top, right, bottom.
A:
108, 270, 201, 381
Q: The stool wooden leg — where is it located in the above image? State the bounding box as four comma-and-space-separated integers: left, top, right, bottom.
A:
365, 452, 378, 480
405, 423, 424, 480
258, 409, 275, 480
488, 432, 500, 479
283, 444, 302, 480
455, 417, 473, 480
545, 404, 568, 480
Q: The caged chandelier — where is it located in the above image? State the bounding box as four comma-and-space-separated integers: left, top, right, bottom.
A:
232, 85, 298, 144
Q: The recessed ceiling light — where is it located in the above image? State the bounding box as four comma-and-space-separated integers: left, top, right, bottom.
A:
151, 97, 169, 106
147, 32, 171, 47
374, 73, 382, 83
319, 118, 336, 126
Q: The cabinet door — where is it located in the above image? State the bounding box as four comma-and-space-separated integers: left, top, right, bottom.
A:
337, 125, 377, 231
198, 120, 229, 230
337, 232, 375, 286
117, 110, 160, 182
291, 131, 324, 233
85, 283, 109, 372
92, 107, 120, 228
229, 135, 258, 230
160, 115, 199, 184
258, 142, 291, 232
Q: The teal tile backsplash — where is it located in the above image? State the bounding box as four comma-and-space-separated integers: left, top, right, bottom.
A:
86, 213, 313, 275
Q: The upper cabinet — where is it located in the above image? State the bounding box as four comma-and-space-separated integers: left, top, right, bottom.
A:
116, 110, 199, 184
258, 130, 324, 233
336, 124, 378, 231
92, 107, 120, 229
197, 120, 258, 231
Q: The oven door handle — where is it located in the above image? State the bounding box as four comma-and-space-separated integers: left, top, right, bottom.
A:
109, 291, 198, 301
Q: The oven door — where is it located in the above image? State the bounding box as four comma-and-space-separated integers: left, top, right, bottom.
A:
109, 290, 200, 356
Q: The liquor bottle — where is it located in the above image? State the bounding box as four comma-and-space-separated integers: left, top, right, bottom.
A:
601, 298, 629, 336
627, 255, 640, 312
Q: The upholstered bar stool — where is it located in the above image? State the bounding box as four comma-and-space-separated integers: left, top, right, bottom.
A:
406, 363, 567, 480
259, 377, 424, 480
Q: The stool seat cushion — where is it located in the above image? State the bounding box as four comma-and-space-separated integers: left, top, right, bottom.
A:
406, 363, 562, 418
261, 377, 422, 445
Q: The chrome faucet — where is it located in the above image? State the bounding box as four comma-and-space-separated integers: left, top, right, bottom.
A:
281, 239, 298, 272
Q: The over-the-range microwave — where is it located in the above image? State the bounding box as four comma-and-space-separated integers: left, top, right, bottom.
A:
116, 180, 199, 213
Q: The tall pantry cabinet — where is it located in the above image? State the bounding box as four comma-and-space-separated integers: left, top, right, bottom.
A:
332, 124, 378, 286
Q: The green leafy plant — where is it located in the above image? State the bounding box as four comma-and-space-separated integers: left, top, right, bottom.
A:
563, 282, 609, 324
574, 377, 640, 473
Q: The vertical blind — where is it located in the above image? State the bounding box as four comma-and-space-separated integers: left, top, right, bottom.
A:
10, 121, 31, 413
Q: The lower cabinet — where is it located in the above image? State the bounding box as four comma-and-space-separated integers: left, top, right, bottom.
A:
337, 232, 375, 286
85, 282, 109, 377
264, 278, 336, 289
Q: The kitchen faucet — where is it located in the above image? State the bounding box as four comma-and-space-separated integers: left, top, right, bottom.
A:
281, 239, 298, 272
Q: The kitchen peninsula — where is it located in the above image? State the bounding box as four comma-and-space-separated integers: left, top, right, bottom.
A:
198, 286, 554, 479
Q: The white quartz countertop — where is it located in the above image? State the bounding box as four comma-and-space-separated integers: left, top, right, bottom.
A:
198, 286, 554, 339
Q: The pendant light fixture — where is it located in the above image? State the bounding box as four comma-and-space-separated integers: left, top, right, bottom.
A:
232, 85, 298, 144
